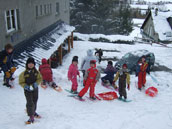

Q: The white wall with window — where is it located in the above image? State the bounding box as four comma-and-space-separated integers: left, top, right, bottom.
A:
5, 9, 19, 33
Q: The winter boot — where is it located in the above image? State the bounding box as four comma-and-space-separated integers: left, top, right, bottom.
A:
3, 82, 12, 88
34, 112, 41, 119
25, 116, 34, 124
90, 97, 96, 100
73, 91, 78, 94
118, 96, 122, 100
78, 95, 83, 100
138, 88, 141, 91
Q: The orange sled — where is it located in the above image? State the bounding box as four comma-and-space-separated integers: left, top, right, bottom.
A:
145, 87, 158, 97
98, 91, 118, 100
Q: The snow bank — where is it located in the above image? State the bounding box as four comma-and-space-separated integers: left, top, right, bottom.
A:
74, 33, 134, 43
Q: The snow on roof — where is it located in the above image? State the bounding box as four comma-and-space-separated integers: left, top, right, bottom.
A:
74, 33, 134, 42
151, 10, 172, 41
15, 22, 75, 66
130, 4, 148, 10
144, 0, 171, 3
129, 49, 150, 57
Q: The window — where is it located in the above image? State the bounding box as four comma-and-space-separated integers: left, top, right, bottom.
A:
50, 4, 52, 13
5, 9, 19, 33
40, 5, 43, 16
36, 6, 39, 17
44, 4, 47, 15
56, 2, 60, 14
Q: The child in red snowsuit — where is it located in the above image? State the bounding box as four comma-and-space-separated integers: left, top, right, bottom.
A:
39, 58, 62, 92
68, 56, 80, 94
136, 56, 148, 90
78, 60, 100, 100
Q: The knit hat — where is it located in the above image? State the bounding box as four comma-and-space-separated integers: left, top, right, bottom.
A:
26, 57, 36, 66
90, 60, 96, 64
108, 61, 113, 66
72, 56, 78, 62
122, 63, 127, 68
5, 43, 13, 50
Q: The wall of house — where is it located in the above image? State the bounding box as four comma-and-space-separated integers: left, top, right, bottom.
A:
142, 15, 159, 41
0, 0, 70, 50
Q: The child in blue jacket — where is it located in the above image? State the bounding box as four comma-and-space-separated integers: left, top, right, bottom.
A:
101, 61, 116, 85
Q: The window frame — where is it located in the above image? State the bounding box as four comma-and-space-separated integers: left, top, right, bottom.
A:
4, 9, 19, 33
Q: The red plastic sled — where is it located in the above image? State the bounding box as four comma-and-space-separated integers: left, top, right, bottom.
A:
145, 87, 158, 97
98, 91, 118, 100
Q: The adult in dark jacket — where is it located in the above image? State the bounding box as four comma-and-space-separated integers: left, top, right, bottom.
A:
101, 61, 116, 85
95, 49, 103, 63
19, 57, 42, 124
0, 44, 16, 88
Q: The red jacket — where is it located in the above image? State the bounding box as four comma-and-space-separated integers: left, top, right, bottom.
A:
84, 65, 100, 82
39, 58, 53, 82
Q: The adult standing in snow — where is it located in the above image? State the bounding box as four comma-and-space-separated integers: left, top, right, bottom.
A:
19, 57, 42, 124
81, 49, 97, 78
113, 64, 130, 101
95, 48, 103, 64
0, 44, 16, 88
136, 56, 148, 91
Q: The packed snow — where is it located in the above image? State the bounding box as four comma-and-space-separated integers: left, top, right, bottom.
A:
1, 17, 172, 129
1, 35, 172, 129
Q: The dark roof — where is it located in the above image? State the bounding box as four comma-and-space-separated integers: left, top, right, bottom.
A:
14, 20, 75, 67
141, 11, 152, 29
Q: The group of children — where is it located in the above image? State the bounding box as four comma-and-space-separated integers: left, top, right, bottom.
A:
0, 44, 149, 124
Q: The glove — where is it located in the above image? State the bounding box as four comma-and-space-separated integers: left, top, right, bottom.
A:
135, 73, 138, 77
127, 84, 130, 90
5, 71, 11, 78
94, 80, 98, 84
24, 85, 30, 91
83, 80, 86, 86
10, 67, 16, 73
33, 83, 38, 89
147, 71, 150, 75
112, 81, 116, 86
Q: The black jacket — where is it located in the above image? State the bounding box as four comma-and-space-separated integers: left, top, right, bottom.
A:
0, 50, 14, 71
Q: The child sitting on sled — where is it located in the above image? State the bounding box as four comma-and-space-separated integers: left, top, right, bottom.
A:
78, 60, 100, 100
68, 56, 80, 94
113, 64, 130, 101
101, 61, 116, 86
39, 58, 62, 92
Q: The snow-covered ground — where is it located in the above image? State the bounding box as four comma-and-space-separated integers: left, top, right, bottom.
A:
1, 17, 172, 129
1, 38, 172, 129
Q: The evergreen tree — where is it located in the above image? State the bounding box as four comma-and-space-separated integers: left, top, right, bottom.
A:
70, 0, 133, 35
